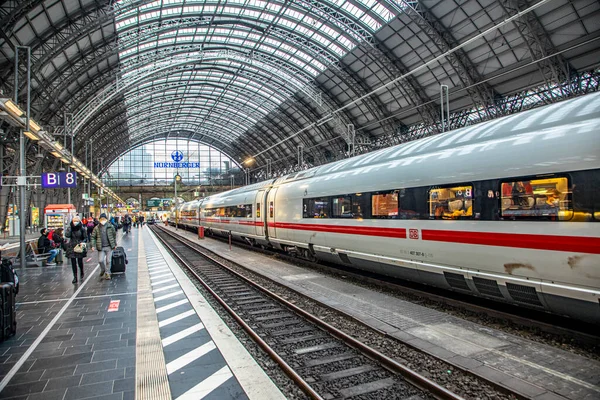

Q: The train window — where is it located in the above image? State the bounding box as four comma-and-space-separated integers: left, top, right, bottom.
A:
429, 185, 473, 219
500, 176, 572, 220
398, 188, 422, 219
372, 191, 398, 219
303, 198, 330, 218
203, 208, 215, 218
269, 201, 274, 218
332, 196, 353, 218
256, 203, 260, 218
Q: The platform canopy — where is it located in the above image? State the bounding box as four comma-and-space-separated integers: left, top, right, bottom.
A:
0, 0, 599, 176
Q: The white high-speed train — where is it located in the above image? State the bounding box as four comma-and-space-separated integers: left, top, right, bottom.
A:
177, 93, 600, 324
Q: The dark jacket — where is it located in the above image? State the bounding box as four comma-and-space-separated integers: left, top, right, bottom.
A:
91, 223, 117, 250
53, 231, 65, 250
37, 234, 52, 254
65, 223, 87, 258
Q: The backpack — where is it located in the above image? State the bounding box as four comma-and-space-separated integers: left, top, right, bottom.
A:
47, 230, 54, 241
0, 259, 19, 295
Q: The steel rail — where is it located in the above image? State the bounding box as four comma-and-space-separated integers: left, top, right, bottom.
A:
152, 225, 465, 400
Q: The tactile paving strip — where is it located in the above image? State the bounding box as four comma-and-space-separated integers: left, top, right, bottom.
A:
136, 230, 172, 399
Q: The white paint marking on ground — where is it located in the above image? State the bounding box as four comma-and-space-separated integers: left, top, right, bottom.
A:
158, 309, 197, 328
152, 284, 180, 294
154, 291, 184, 302
149, 268, 170, 274
151, 277, 177, 286
162, 323, 205, 347
175, 365, 233, 400
166, 341, 216, 375
149, 272, 173, 280
155, 299, 189, 314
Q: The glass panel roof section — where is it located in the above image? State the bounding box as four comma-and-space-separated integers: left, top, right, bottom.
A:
113, 0, 397, 149
102, 138, 241, 187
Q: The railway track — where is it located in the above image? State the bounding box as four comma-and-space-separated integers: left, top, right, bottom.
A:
151, 225, 464, 400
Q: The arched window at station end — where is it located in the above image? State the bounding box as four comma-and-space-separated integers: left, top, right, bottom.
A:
101, 139, 241, 187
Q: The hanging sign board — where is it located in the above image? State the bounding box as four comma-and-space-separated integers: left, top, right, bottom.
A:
41, 172, 77, 189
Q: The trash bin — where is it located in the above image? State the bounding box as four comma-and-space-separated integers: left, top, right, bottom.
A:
198, 226, 204, 239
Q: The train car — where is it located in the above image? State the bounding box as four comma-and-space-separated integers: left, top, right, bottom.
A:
177, 92, 599, 323
199, 180, 275, 243
178, 200, 200, 228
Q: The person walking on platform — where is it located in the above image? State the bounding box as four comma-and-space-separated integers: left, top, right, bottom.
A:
86, 218, 95, 242
91, 213, 117, 281
38, 228, 59, 266
65, 216, 88, 284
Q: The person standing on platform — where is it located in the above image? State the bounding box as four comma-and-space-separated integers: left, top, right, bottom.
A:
65, 216, 88, 284
91, 213, 117, 281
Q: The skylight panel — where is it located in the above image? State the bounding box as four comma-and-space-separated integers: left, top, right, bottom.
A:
372, 3, 394, 22
337, 35, 354, 50
248, 0, 267, 8
361, 14, 381, 30
163, 7, 181, 16
342, 2, 363, 17
140, 1, 160, 11
279, 18, 296, 30
116, 16, 138, 29
140, 11, 160, 22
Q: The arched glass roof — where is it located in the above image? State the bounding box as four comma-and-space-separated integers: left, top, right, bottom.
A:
0, 0, 598, 178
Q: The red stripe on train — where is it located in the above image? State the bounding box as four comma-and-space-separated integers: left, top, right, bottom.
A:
269, 222, 407, 238
196, 219, 599, 254
421, 229, 600, 254
200, 218, 262, 226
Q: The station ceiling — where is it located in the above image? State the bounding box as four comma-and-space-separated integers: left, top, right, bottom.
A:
0, 0, 599, 175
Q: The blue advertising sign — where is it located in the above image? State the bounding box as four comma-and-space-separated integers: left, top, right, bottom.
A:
153, 150, 200, 168
41, 172, 77, 189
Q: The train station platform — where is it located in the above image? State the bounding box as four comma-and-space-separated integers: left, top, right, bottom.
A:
163, 225, 600, 400
0, 226, 283, 400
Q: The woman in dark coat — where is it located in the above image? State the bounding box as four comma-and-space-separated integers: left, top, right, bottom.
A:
65, 215, 88, 284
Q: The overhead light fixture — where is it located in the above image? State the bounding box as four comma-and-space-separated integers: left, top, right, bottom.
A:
23, 131, 40, 141
29, 119, 41, 133
243, 157, 255, 165
54, 142, 63, 150
61, 158, 70, 164
51, 151, 62, 158
3, 100, 24, 118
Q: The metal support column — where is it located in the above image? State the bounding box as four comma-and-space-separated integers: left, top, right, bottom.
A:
297, 145, 303, 168
440, 85, 450, 132
15, 46, 31, 267
174, 177, 178, 231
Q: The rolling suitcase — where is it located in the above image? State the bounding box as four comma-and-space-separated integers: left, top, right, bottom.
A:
0, 283, 16, 341
111, 247, 127, 274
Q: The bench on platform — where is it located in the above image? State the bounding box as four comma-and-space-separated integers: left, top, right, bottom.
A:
27, 241, 53, 266
0, 239, 46, 266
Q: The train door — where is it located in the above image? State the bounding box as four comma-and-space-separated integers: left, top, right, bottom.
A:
255, 190, 265, 237
266, 187, 278, 239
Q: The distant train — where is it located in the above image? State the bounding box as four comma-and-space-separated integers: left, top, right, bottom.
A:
176, 93, 600, 324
